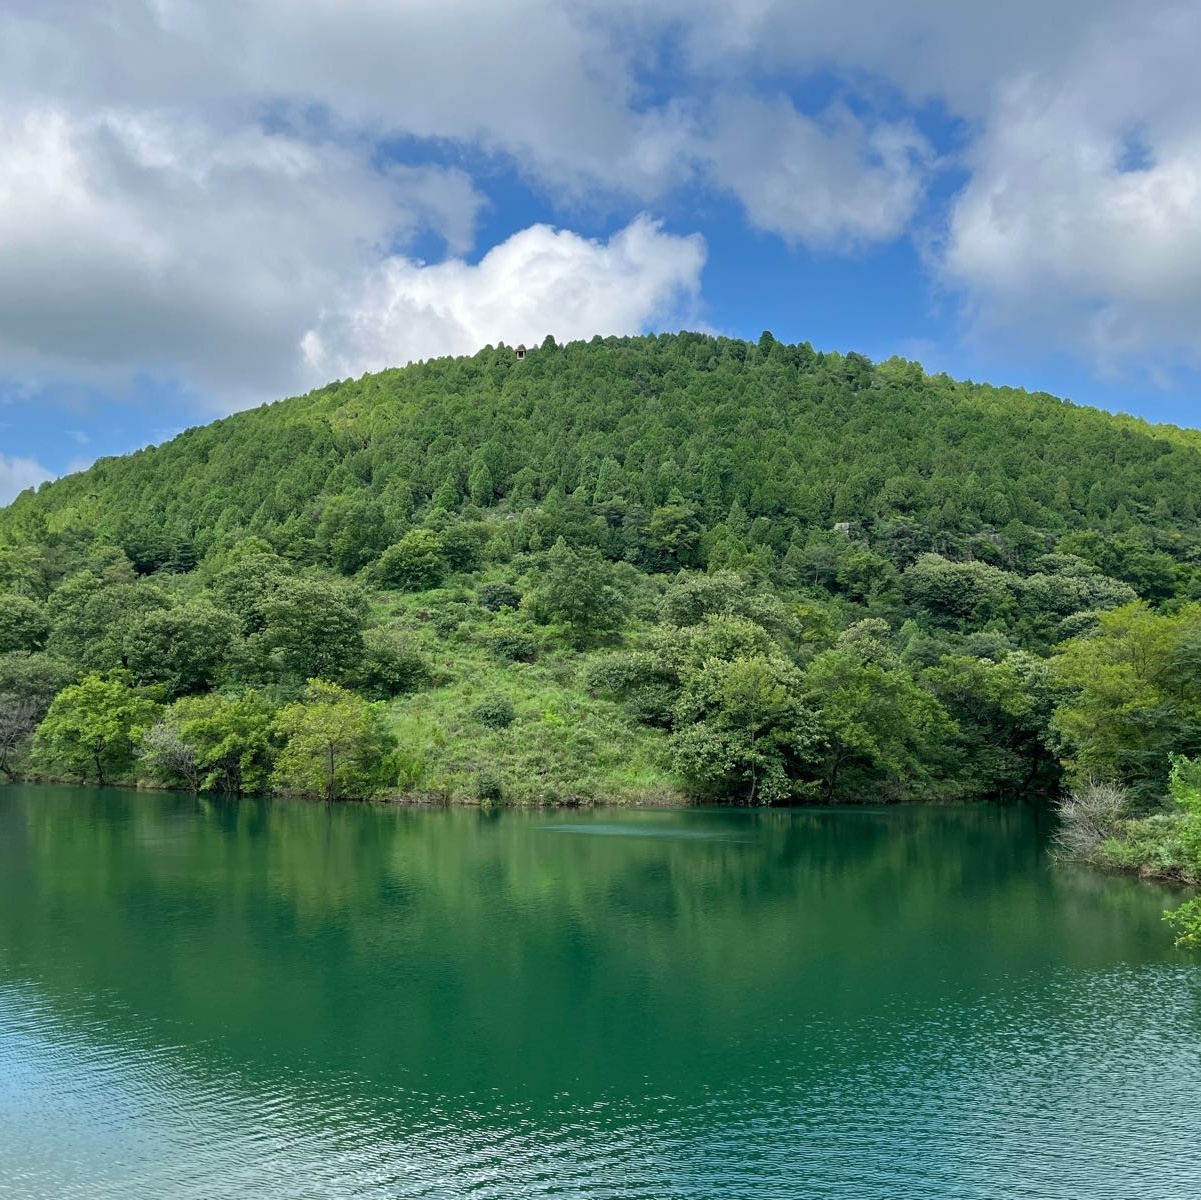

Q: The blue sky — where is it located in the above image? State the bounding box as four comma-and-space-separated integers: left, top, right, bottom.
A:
2, 0, 1200, 503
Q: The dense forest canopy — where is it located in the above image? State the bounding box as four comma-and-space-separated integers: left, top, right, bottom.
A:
3, 331, 1201, 831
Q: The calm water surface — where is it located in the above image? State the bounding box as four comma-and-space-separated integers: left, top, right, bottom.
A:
1, 786, 1199, 1198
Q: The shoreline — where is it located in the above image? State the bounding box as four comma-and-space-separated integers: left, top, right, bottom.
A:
1, 774, 1049, 811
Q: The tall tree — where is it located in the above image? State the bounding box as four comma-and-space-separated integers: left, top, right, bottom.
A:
272, 680, 396, 801
34, 675, 160, 786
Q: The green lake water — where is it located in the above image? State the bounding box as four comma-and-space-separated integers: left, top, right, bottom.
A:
1, 786, 1199, 1198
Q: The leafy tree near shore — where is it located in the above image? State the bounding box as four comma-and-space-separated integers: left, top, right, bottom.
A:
145, 691, 279, 796
671, 653, 818, 804
1051, 602, 1201, 800
1163, 757, 1201, 946
272, 680, 397, 801
34, 675, 160, 786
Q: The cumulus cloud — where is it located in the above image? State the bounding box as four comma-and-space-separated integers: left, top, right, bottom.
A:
702, 95, 932, 249
940, 3, 1201, 370
302, 216, 706, 379
0, 454, 53, 505
1, 0, 1199, 404
0, 106, 485, 397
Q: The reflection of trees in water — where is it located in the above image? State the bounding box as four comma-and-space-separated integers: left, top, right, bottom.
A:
0, 788, 1176, 1102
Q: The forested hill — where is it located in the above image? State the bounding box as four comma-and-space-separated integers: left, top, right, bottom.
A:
5, 332, 1201, 573
4, 331, 1201, 811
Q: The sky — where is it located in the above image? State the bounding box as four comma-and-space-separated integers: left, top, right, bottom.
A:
2, 0, 1201, 504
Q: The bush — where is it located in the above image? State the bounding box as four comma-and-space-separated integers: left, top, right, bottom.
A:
489, 629, 538, 662
470, 694, 515, 729
478, 582, 521, 612
1053, 778, 1131, 862
1100, 814, 1194, 879
583, 651, 677, 726
353, 628, 432, 699
376, 530, 446, 591
473, 769, 506, 806
432, 604, 470, 637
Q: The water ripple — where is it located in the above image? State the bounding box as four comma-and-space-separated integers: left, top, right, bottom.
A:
3, 966, 1201, 1199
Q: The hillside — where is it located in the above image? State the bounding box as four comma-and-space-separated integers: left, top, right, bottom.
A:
3, 331, 1201, 808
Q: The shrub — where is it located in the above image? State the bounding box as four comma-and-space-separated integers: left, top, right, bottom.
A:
353, 628, 431, 699
489, 629, 538, 662
376, 530, 445, 591
470, 694, 515, 729
473, 769, 505, 806
478, 581, 521, 612
432, 604, 470, 637
1053, 778, 1131, 862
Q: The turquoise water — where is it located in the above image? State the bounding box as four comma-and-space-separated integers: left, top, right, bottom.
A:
1, 786, 1199, 1198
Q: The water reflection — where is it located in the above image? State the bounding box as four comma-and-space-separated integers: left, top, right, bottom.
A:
0, 788, 1198, 1198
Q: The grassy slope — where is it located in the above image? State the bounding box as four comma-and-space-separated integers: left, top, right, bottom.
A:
369, 583, 682, 806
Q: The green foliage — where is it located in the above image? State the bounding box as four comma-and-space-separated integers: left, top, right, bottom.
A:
1164, 897, 1201, 948
272, 679, 397, 801
0, 652, 75, 709
584, 650, 678, 726
473, 768, 505, 805
316, 493, 391, 575
376, 530, 446, 590
922, 650, 1058, 799
439, 522, 488, 573
46, 574, 172, 672
478, 581, 521, 612
124, 600, 242, 698
257, 577, 367, 681
1051, 602, 1201, 799
209, 547, 293, 633
0, 543, 49, 597
9, 332, 1201, 814
804, 624, 954, 800
0, 594, 49, 652
1168, 755, 1201, 869
470, 693, 516, 729
159, 691, 278, 795
34, 675, 161, 786
530, 539, 630, 647
468, 461, 495, 507
487, 626, 538, 663
1073, 756, 1201, 949
351, 627, 431, 699
9, 334, 1201, 590
902, 554, 1013, 626
671, 653, 818, 804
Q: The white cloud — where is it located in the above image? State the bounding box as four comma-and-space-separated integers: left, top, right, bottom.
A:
940, 3, 1201, 371
702, 95, 931, 249
302, 216, 706, 379
1, 0, 1200, 402
0, 454, 53, 505
0, 106, 485, 397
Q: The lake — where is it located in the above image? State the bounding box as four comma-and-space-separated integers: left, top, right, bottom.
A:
1, 786, 1199, 1198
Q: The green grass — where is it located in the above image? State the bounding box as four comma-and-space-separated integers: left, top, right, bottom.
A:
368, 579, 684, 807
